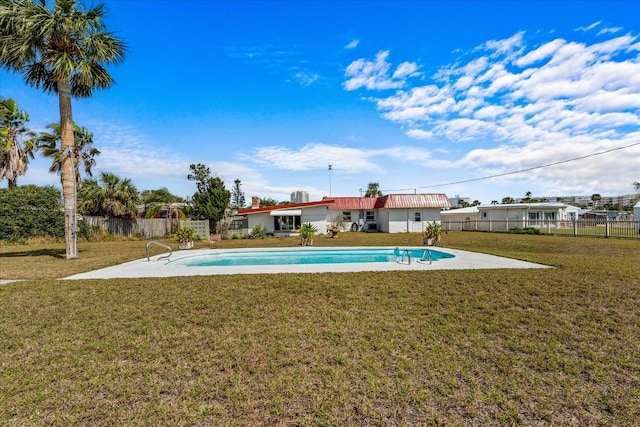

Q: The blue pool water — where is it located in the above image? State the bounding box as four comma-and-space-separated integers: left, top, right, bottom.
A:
169, 247, 454, 267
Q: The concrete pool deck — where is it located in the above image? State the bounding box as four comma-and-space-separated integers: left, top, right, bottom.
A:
63, 247, 550, 280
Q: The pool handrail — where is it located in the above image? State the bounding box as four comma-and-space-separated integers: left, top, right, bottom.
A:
146, 240, 172, 261
394, 247, 411, 264
420, 248, 433, 264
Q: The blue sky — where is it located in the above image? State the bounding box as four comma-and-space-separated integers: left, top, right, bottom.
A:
2, 0, 639, 204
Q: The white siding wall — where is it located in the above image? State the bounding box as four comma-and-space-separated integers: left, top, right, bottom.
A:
247, 214, 274, 234
247, 206, 329, 235
377, 210, 389, 232
386, 209, 443, 233
303, 206, 331, 234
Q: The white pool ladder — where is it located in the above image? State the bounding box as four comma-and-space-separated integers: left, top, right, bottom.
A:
146, 240, 172, 261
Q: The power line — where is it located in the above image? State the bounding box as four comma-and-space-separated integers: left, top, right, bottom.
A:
383, 141, 640, 193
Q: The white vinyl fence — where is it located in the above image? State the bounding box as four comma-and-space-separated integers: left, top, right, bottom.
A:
442, 218, 640, 239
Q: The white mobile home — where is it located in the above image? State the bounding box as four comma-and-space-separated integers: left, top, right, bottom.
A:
442, 202, 581, 231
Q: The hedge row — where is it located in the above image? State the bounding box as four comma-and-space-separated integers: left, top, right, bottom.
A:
0, 185, 65, 242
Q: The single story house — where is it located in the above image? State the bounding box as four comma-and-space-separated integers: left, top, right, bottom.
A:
237, 199, 335, 236
236, 193, 454, 235
441, 202, 581, 231
325, 194, 454, 233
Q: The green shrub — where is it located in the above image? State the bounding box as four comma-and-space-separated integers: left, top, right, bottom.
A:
77, 220, 103, 241
508, 227, 541, 235
298, 223, 318, 246
0, 185, 64, 243
249, 224, 266, 239
175, 226, 200, 242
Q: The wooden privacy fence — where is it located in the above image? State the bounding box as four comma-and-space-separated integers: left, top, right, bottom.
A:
82, 216, 179, 239
82, 217, 211, 239
442, 218, 640, 239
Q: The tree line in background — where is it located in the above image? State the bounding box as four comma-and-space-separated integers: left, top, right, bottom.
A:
0, 162, 234, 243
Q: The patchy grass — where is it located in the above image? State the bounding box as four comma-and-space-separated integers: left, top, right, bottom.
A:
1, 232, 639, 425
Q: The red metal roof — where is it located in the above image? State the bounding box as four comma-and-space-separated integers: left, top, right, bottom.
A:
239, 194, 454, 215
323, 197, 379, 210
378, 194, 454, 209
326, 194, 453, 210
237, 200, 334, 215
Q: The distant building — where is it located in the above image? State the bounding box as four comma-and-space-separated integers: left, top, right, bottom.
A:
519, 194, 637, 208
441, 202, 581, 231
449, 195, 471, 207
290, 191, 309, 204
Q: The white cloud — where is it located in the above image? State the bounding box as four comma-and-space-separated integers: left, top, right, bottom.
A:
576, 21, 601, 32
392, 61, 421, 79
345, 39, 360, 49
243, 142, 441, 176
515, 39, 566, 67
481, 31, 525, 59
343, 50, 419, 91
292, 69, 319, 86
247, 143, 379, 172
598, 27, 623, 36
405, 129, 434, 140
343, 29, 640, 195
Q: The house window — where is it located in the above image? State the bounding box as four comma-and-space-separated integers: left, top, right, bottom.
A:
544, 212, 555, 220
415, 212, 421, 222
366, 211, 375, 221
342, 211, 352, 221
274, 215, 301, 231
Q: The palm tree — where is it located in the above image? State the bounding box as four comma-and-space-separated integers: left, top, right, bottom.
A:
37, 122, 100, 187
634, 182, 640, 192
0, 98, 36, 188
78, 171, 139, 218
0, 0, 125, 259
364, 182, 383, 197
502, 196, 515, 204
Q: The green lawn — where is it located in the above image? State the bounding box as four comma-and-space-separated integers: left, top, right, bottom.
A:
1, 232, 639, 425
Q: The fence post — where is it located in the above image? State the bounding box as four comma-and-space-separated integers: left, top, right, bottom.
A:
605, 217, 610, 238
573, 219, 578, 236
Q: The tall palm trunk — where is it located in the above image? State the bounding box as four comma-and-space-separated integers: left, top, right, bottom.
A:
58, 79, 77, 259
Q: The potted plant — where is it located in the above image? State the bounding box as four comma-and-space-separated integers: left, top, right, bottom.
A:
176, 226, 199, 249
423, 221, 446, 246
298, 223, 318, 246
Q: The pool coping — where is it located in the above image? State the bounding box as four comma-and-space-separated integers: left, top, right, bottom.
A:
63, 246, 551, 280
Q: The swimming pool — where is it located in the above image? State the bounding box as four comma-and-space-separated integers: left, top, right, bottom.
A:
168, 247, 455, 267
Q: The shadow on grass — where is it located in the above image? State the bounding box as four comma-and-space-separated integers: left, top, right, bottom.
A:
0, 248, 66, 259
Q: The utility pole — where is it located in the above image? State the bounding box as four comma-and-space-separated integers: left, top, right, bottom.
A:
328, 165, 332, 197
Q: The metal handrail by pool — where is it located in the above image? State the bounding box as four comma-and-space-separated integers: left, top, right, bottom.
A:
421, 248, 433, 264
146, 240, 172, 261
